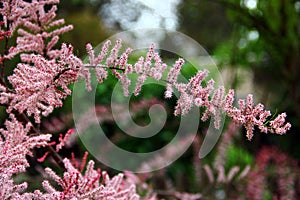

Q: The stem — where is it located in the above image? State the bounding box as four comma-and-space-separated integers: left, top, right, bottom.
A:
0, 37, 9, 85
18, 113, 65, 170
84, 65, 126, 71
84, 64, 171, 84
0, 1, 13, 86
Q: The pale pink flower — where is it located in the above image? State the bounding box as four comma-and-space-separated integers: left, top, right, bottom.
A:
55, 129, 75, 152
150, 52, 166, 80
134, 57, 145, 74
134, 74, 147, 96
0, 178, 30, 200
165, 83, 173, 98
0, 114, 51, 177
167, 58, 185, 83
1, 44, 81, 123
174, 89, 193, 115
269, 113, 291, 134
106, 38, 122, 69
83, 39, 291, 138
4, 0, 72, 59
0, 114, 51, 199
37, 158, 140, 200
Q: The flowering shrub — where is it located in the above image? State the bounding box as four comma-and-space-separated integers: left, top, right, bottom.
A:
0, 0, 292, 199
246, 146, 299, 200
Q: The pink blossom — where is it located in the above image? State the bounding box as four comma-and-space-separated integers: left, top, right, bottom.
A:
1, 44, 81, 123
134, 75, 147, 96
106, 38, 122, 68
36, 158, 140, 199
165, 83, 173, 98
0, 114, 51, 199
55, 129, 75, 152
82, 39, 291, 138
3, 0, 72, 59
269, 113, 291, 134
167, 58, 185, 83
0, 114, 51, 177
134, 57, 145, 74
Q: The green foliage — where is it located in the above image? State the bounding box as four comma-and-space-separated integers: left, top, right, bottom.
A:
177, 0, 233, 51
60, 9, 109, 56
225, 145, 254, 170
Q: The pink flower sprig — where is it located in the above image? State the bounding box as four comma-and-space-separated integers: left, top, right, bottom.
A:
2, 0, 73, 60
0, 114, 51, 177
55, 128, 75, 152
223, 91, 291, 140
0, 0, 34, 35
0, 0, 77, 123
269, 112, 291, 134
32, 158, 140, 199
0, 44, 82, 123
37, 128, 75, 163
84, 40, 291, 140
0, 114, 51, 199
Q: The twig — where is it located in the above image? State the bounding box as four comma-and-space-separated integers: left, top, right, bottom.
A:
18, 112, 65, 170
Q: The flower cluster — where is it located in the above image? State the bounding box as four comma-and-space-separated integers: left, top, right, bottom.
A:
84, 40, 291, 140
31, 158, 140, 200
223, 92, 291, 140
2, 0, 72, 59
0, 0, 81, 123
0, 44, 81, 123
0, 114, 51, 199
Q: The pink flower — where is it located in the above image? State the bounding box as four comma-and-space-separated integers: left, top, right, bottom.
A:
4, 0, 72, 59
0, 114, 51, 199
0, 114, 51, 176
82, 39, 291, 138
167, 58, 185, 83
269, 113, 291, 134
55, 129, 75, 152
37, 158, 140, 199
1, 44, 81, 123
